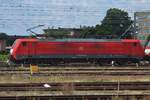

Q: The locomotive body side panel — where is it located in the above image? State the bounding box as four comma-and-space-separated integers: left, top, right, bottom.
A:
9, 38, 145, 64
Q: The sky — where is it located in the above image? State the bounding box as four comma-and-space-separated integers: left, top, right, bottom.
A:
0, 0, 150, 35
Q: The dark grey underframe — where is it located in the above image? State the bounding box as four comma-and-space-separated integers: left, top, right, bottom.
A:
16, 54, 142, 60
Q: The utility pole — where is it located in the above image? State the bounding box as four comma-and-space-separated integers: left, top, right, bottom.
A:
134, 12, 137, 39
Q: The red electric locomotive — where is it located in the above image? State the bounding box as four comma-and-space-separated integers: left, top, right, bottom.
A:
8, 38, 145, 65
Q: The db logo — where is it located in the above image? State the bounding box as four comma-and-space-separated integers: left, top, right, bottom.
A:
79, 47, 84, 51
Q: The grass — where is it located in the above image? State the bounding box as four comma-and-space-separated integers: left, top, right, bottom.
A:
0, 53, 9, 62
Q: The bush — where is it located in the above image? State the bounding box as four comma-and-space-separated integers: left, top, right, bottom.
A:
0, 54, 8, 62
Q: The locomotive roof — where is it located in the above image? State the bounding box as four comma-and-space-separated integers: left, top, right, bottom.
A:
17, 38, 141, 42
39, 38, 141, 42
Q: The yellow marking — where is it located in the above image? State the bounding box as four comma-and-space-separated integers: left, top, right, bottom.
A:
30, 64, 39, 75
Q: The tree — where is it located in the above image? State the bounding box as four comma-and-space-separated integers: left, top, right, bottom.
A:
43, 8, 132, 38
98, 8, 132, 36
0, 33, 8, 40
80, 26, 96, 38
43, 28, 70, 38
0, 33, 17, 46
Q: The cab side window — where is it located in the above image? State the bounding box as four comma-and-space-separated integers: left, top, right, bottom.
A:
22, 42, 27, 46
133, 42, 137, 47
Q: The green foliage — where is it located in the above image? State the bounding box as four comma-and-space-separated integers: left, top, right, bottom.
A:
44, 28, 70, 38
80, 26, 95, 38
43, 8, 132, 38
98, 8, 132, 35
0, 33, 15, 46
0, 53, 8, 62
144, 34, 150, 48
7, 38, 16, 46
0, 33, 8, 40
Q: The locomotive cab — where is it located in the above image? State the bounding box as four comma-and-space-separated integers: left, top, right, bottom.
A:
8, 39, 38, 65
8, 40, 18, 65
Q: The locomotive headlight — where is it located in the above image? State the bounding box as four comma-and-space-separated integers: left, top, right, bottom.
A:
145, 49, 150, 55
10, 49, 13, 54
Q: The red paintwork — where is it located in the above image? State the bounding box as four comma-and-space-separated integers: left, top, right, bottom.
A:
10, 38, 145, 60
11, 39, 37, 59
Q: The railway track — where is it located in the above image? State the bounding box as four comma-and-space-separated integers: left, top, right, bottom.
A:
0, 67, 150, 76
1, 62, 150, 67
1, 65, 150, 71
0, 82, 150, 91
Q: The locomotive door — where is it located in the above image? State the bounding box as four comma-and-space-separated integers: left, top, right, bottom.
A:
27, 42, 37, 58
124, 42, 137, 58
131, 42, 138, 56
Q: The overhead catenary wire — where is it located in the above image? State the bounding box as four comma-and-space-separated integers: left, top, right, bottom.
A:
0, 0, 137, 35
